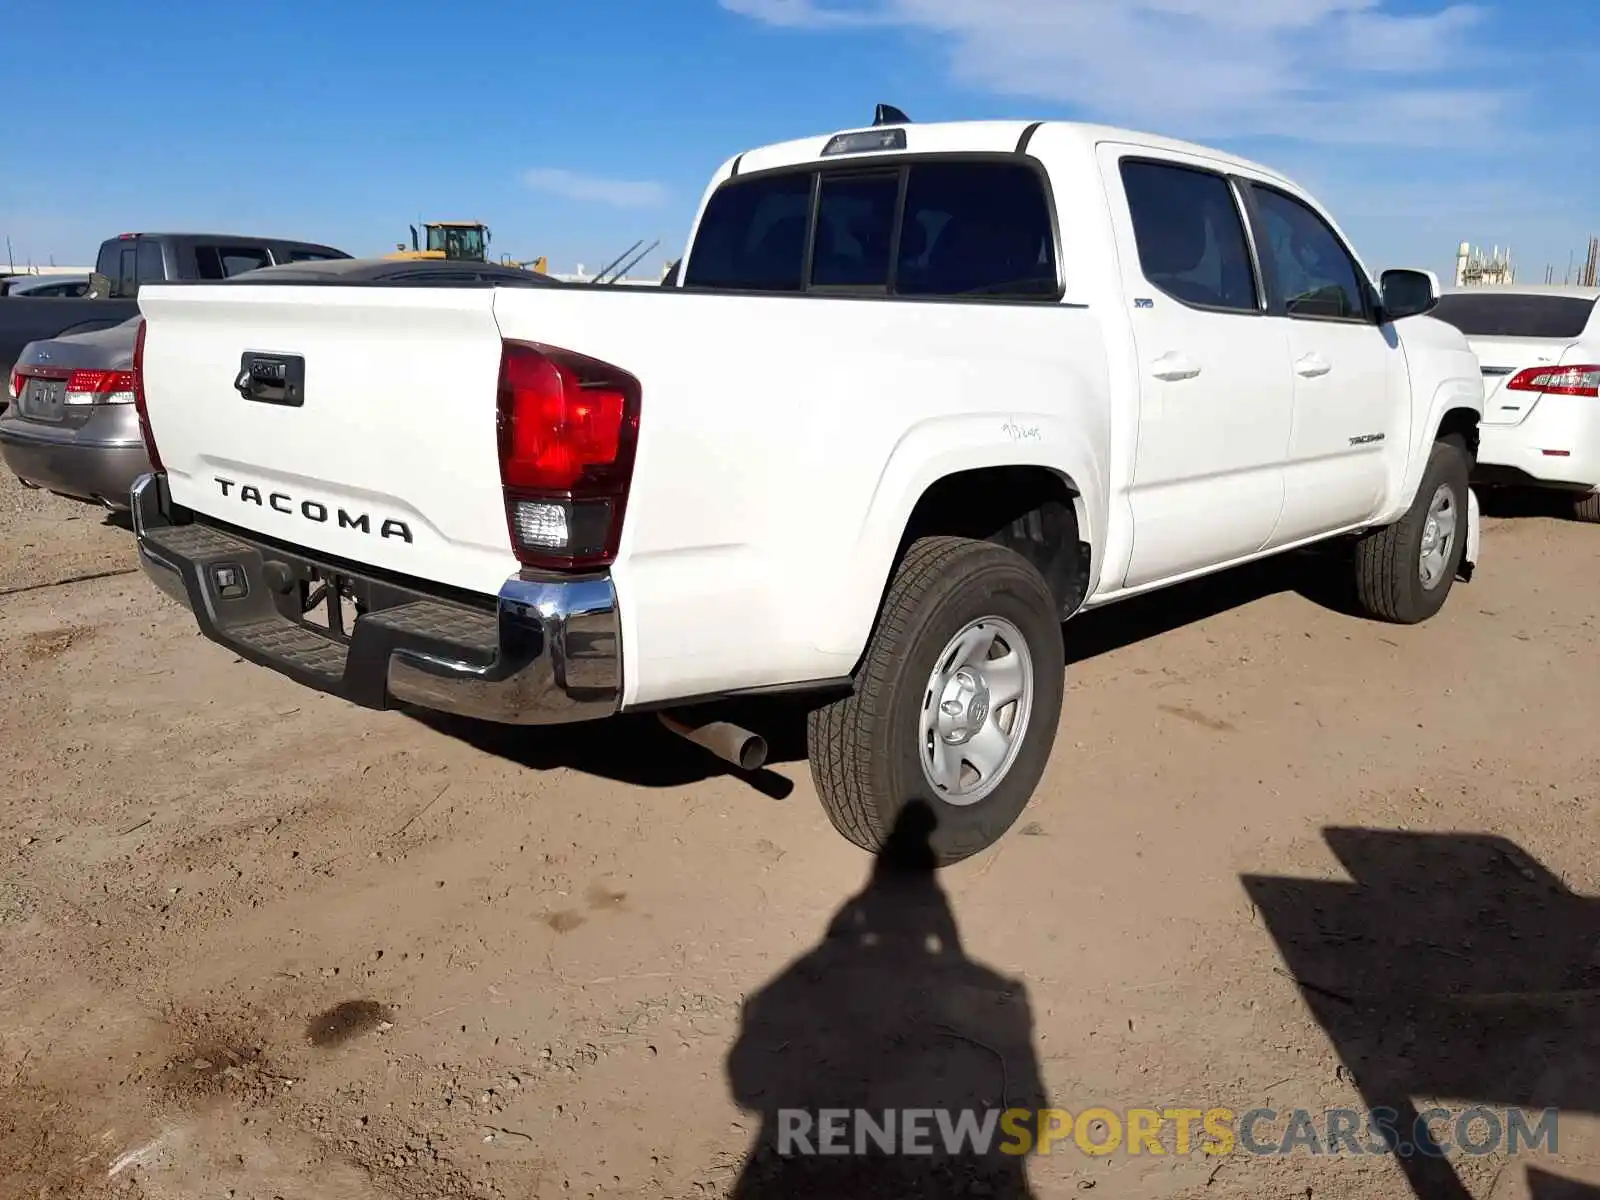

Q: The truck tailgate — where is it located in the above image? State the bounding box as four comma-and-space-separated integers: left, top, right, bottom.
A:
137, 284, 517, 596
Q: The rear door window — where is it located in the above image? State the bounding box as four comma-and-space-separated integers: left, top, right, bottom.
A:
195, 245, 273, 279
1430, 293, 1598, 339
221, 247, 272, 277
895, 161, 1057, 298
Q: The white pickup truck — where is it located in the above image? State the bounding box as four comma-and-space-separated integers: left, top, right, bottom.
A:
130, 113, 1485, 866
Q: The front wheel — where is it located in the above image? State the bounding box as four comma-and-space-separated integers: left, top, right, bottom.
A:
807, 536, 1066, 867
1352, 437, 1471, 624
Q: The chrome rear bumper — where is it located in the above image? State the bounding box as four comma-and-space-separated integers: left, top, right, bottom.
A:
130, 472, 621, 725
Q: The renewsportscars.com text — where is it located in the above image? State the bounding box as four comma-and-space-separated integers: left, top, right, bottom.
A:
776, 1106, 1559, 1159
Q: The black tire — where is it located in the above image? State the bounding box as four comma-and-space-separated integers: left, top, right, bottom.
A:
1352, 437, 1471, 624
1574, 491, 1600, 524
806, 536, 1066, 867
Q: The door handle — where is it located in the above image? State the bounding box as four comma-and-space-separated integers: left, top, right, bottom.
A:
1295, 353, 1332, 378
1150, 352, 1201, 382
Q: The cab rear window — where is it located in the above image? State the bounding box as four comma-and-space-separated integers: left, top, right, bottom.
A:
682, 159, 1058, 300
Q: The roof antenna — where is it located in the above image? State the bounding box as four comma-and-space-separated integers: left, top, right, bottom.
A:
874, 103, 910, 126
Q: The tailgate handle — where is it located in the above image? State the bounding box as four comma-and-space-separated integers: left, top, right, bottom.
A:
235, 352, 306, 408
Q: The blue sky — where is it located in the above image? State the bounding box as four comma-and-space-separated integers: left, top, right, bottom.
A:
4, 0, 1597, 281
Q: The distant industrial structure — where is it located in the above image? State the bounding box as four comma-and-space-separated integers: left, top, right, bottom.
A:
1542, 236, 1600, 287
1454, 242, 1514, 287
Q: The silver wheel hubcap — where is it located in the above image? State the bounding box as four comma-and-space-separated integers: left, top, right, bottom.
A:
1419, 483, 1458, 590
919, 616, 1035, 806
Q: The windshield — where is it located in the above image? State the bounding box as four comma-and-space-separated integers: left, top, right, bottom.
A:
1430, 293, 1597, 339
425, 225, 485, 260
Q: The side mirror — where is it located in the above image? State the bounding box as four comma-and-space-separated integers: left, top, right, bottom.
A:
1380, 268, 1440, 321
87, 271, 115, 299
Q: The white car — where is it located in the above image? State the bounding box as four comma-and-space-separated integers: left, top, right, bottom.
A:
127, 111, 1484, 865
1430, 285, 1600, 523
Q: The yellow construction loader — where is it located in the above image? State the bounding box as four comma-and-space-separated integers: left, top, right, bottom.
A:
385, 221, 546, 274
387, 220, 489, 262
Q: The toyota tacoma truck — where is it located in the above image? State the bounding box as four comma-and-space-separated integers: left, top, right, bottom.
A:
129, 112, 1485, 866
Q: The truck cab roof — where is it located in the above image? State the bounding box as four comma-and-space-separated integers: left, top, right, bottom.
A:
723, 118, 1298, 190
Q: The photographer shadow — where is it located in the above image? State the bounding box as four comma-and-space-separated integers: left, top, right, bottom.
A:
1243, 828, 1600, 1200
724, 801, 1049, 1198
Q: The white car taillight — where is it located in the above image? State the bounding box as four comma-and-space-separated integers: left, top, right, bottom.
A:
1505, 365, 1600, 398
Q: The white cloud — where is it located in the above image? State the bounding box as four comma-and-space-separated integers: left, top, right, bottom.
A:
521, 168, 669, 209
721, 0, 1506, 147
722, 0, 892, 25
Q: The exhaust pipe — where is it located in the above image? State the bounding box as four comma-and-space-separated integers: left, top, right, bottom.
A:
658, 711, 768, 771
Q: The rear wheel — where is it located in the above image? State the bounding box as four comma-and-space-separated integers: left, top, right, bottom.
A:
807, 536, 1065, 867
1573, 491, 1600, 524
1352, 436, 1471, 624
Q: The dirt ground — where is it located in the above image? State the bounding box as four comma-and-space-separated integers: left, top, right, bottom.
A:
1, 468, 1596, 1200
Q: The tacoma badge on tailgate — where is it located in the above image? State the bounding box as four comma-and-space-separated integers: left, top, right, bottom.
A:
214, 477, 414, 542
235, 351, 306, 407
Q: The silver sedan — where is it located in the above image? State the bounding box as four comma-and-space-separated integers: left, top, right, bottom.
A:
0, 317, 151, 511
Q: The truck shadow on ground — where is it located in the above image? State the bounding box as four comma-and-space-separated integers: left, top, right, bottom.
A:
409, 699, 813, 800
722, 800, 1050, 1199
1065, 547, 1363, 666
414, 550, 1362, 794
1242, 828, 1600, 1200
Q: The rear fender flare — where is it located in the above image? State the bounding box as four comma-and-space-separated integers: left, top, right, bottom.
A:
808, 412, 1106, 661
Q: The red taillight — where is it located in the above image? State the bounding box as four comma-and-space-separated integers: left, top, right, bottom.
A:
495, 340, 640, 570
1505, 364, 1600, 398
64, 369, 137, 396
132, 318, 164, 471
7, 369, 21, 400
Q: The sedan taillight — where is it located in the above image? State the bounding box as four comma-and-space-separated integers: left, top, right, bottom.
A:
9, 366, 136, 405
1505, 364, 1600, 398
64, 369, 138, 404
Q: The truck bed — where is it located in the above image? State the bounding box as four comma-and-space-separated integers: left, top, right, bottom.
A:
137, 278, 1109, 704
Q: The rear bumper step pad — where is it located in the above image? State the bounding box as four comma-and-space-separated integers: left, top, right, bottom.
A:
130, 473, 622, 725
